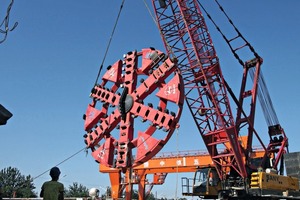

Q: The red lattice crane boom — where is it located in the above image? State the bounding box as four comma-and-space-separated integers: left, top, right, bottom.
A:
152, 0, 290, 189
152, 0, 248, 180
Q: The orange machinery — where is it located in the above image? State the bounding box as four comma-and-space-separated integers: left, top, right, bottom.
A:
100, 138, 265, 199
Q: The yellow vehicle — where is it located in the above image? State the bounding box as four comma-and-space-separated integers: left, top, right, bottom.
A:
182, 167, 300, 199
250, 170, 300, 198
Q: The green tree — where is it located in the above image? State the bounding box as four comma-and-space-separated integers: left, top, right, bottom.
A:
103, 186, 111, 199
65, 182, 89, 197
132, 189, 138, 199
146, 192, 155, 200
0, 167, 36, 198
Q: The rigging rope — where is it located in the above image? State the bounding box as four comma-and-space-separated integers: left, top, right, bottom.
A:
33, 147, 87, 180
197, 0, 259, 66
198, 0, 280, 126
94, 0, 125, 86
249, 69, 279, 126
0, 0, 18, 44
142, 0, 177, 61
214, 0, 259, 57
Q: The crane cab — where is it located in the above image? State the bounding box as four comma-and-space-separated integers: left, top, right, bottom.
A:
193, 168, 221, 197
182, 167, 221, 198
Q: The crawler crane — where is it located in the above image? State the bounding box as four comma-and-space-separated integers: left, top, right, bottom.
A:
83, 1, 300, 199
152, 0, 300, 199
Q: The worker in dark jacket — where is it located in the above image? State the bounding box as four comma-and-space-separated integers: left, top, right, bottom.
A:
40, 167, 64, 200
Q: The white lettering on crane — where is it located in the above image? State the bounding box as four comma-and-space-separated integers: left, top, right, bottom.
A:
144, 162, 149, 168
164, 84, 176, 95
88, 111, 95, 119
176, 159, 182, 166
266, 174, 279, 182
109, 67, 115, 77
183, 157, 186, 166
140, 136, 149, 150
97, 148, 106, 160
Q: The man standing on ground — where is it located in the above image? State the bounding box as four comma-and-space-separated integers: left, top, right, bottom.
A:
40, 167, 64, 200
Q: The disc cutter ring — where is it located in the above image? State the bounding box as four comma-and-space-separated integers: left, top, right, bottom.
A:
83, 48, 184, 171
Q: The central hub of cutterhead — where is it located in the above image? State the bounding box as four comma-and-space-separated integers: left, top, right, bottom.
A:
118, 87, 133, 121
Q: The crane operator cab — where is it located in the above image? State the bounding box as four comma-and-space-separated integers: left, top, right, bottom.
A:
192, 168, 221, 198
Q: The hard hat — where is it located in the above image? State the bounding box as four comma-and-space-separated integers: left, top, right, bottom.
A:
50, 167, 61, 177
89, 188, 99, 197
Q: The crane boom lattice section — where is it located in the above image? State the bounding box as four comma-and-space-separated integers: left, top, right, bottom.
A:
152, 0, 247, 179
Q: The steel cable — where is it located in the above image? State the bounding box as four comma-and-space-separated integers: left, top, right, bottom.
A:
94, 0, 125, 86
33, 147, 87, 180
0, 0, 18, 44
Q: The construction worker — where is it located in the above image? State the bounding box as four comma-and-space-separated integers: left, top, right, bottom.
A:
40, 167, 64, 200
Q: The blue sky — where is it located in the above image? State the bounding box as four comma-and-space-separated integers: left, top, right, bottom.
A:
1, 0, 300, 198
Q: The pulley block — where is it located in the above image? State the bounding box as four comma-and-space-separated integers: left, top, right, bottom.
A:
83, 48, 184, 170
